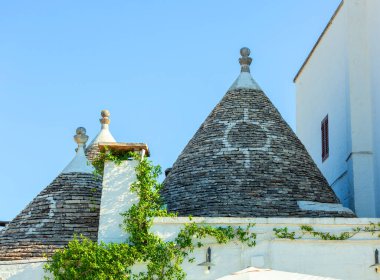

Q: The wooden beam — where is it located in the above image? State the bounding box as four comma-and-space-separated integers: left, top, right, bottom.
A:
98, 142, 150, 157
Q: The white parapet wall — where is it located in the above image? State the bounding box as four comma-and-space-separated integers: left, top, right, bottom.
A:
2, 217, 380, 279
97, 160, 139, 243
0, 259, 46, 280
151, 217, 380, 280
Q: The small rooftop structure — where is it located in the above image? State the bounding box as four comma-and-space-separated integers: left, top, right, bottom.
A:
61, 127, 94, 174
86, 109, 117, 161
229, 47, 261, 91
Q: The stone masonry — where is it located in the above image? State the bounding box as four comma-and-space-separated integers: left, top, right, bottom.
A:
0, 173, 102, 260
162, 85, 355, 218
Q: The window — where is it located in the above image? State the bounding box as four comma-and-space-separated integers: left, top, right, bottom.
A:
321, 115, 329, 161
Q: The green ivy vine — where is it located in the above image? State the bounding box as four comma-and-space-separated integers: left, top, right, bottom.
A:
44, 148, 257, 280
273, 223, 380, 241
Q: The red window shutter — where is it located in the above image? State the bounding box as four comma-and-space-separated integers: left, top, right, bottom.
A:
325, 118, 329, 156
321, 122, 325, 159
321, 115, 329, 161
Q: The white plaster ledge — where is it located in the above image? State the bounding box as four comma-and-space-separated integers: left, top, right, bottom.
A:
152, 217, 380, 226
0, 259, 46, 265
297, 201, 354, 214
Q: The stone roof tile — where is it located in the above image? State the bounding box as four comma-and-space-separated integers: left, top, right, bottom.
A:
0, 173, 102, 260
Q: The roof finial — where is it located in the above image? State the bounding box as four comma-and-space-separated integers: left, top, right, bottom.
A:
74, 127, 89, 148
100, 109, 111, 125
62, 127, 94, 174
85, 110, 116, 158
239, 47, 252, 73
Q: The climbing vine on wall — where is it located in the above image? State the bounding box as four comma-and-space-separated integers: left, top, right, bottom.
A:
44, 148, 257, 280
273, 223, 380, 241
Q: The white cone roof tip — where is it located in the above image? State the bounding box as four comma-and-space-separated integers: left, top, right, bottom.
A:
229, 47, 262, 91
62, 127, 94, 174
88, 109, 116, 147
229, 72, 261, 91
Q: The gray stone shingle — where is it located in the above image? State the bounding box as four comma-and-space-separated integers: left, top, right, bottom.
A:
0, 173, 102, 261
162, 87, 354, 218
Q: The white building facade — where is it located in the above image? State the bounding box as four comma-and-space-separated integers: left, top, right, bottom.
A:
294, 0, 380, 218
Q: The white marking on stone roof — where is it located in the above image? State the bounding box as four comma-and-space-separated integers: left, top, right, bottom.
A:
297, 201, 354, 214
62, 127, 94, 174
26, 219, 49, 235
46, 197, 56, 218
26, 196, 56, 234
215, 108, 279, 168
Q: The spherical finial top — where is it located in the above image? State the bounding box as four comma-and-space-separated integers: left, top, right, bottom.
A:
239, 47, 252, 73
100, 109, 111, 125
101, 109, 110, 118
76, 127, 86, 135
74, 127, 89, 146
240, 47, 251, 57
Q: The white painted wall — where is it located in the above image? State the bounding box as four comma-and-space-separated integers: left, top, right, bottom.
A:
295, 0, 380, 217
97, 160, 139, 243
346, 0, 376, 218
296, 3, 352, 209
151, 217, 380, 280
0, 259, 46, 280
367, 0, 380, 217
2, 217, 380, 279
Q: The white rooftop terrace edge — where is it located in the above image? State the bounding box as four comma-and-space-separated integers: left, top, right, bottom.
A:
297, 201, 354, 214
153, 217, 380, 225
228, 72, 262, 91
61, 145, 94, 174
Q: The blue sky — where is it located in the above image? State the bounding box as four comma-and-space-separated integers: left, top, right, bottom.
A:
0, 0, 341, 221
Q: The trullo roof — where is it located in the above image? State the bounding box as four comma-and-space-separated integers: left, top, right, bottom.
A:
162, 48, 354, 218
0, 128, 102, 261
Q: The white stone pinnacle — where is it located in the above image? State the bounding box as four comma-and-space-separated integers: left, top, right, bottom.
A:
229, 47, 262, 91
229, 72, 262, 91
88, 109, 116, 146
62, 127, 94, 174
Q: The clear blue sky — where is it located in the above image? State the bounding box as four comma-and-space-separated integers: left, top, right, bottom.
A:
0, 0, 341, 221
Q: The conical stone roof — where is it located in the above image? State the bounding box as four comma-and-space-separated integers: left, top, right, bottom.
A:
0, 128, 102, 261
162, 48, 354, 218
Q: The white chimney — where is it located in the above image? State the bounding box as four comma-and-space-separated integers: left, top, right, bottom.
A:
97, 143, 149, 243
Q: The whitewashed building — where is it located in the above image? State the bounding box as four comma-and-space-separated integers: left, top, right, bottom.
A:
1, 48, 380, 280
294, 0, 380, 218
